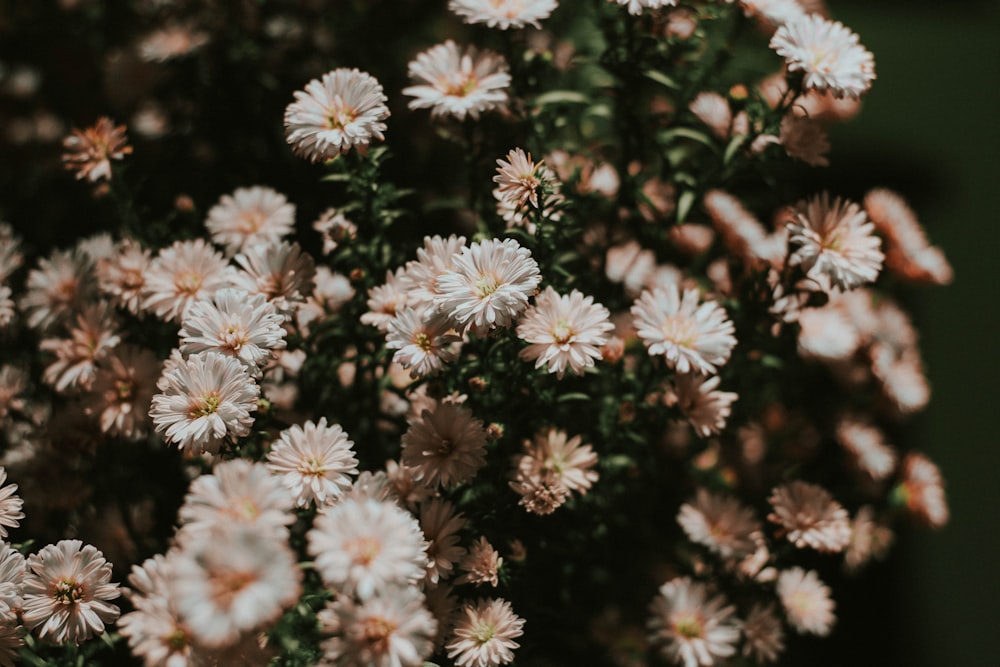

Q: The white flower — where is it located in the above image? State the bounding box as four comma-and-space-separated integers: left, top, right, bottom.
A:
434, 238, 541, 336
284, 68, 390, 161
631, 285, 737, 375
768, 480, 851, 552
205, 185, 296, 256
776, 567, 836, 636
770, 15, 875, 99
516, 287, 613, 379
670, 373, 738, 437
404, 41, 511, 121
446, 598, 525, 667
400, 234, 468, 314
143, 239, 236, 323
449, 0, 558, 29
387, 308, 462, 378
677, 489, 760, 560
231, 240, 317, 314
647, 577, 740, 667
419, 498, 467, 585
265, 418, 359, 508
308, 497, 429, 600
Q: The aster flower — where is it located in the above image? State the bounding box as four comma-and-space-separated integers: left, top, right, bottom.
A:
770, 15, 875, 99
20, 248, 96, 331
896, 452, 949, 529
0, 470, 23, 540
118, 553, 197, 667
835, 416, 898, 481
308, 497, 429, 600
404, 41, 511, 121
493, 148, 549, 209
669, 374, 739, 437
864, 188, 953, 285
509, 469, 570, 515
647, 577, 740, 667
22, 540, 120, 645
400, 234, 468, 314
179, 288, 287, 376
446, 598, 524, 667
143, 239, 235, 323
402, 403, 489, 488
61, 117, 132, 182
95, 238, 151, 315
456, 536, 503, 587
776, 567, 835, 636
741, 602, 785, 663
313, 208, 358, 255
231, 240, 316, 315
513, 427, 599, 495
631, 285, 737, 375
795, 305, 861, 361
82, 344, 161, 440
40, 304, 121, 393
385, 459, 435, 509
614, 0, 678, 15
785, 192, 884, 291
434, 238, 542, 336
284, 68, 390, 161
739, 0, 806, 30
844, 505, 894, 573
703, 190, 783, 266
606, 241, 656, 296
386, 308, 462, 379
170, 524, 301, 649
449, 0, 557, 29
205, 186, 296, 256
517, 287, 613, 379
361, 268, 410, 332
779, 113, 830, 166
0, 542, 25, 620
318, 586, 436, 667
767, 480, 851, 552
149, 351, 260, 456
265, 418, 359, 508
178, 459, 295, 539
419, 498, 467, 585
677, 489, 760, 560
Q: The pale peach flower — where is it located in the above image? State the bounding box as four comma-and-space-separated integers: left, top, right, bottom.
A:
404, 41, 510, 121
40, 304, 121, 393
767, 480, 851, 552
677, 489, 760, 559
447, 598, 525, 667
22, 540, 120, 644
61, 117, 132, 182
835, 416, 897, 481
668, 374, 738, 437
284, 68, 390, 161
770, 15, 875, 99
402, 403, 488, 488
265, 418, 358, 508
647, 577, 740, 667
742, 602, 785, 663
138, 25, 209, 62
779, 113, 830, 166
385, 459, 434, 509
517, 287, 614, 378
689, 92, 732, 140
362, 268, 410, 332
0, 470, 23, 540
605, 241, 656, 296
631, 285, 737, 375
143, 239, 235, 323
82, 344, 161, 440
231, 240, 316, 315
20, 248, 96, 331
897, 452, 948, 529
96, 238, 151, 315
739, 0, 806, 29
870, 344, 930, 416
419, 498, 467, 585
508, 469, 570, 515
795, 304, 861, 361
307, 497, 429, 600
776, 567, 835, 636
399, 234, 468, 315
117, 553, 195, 667
493, 148, 549, 209
456, 536, 503, 587
844, 505, 893, 573
205, 186, 296, 256
449, 0, 557, 29
702, 190, 776, 264
313, 208, 357, 255
863, 188, 952, 285
512, 427, 599, 496
386, 308, 462, 379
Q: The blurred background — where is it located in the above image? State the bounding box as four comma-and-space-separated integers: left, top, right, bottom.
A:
1, 1, 998, 665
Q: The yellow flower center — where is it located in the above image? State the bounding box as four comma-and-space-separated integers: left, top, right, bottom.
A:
53, 579, 84, 605
189, 392, 221, 418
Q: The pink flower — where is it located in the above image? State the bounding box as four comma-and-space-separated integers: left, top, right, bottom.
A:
446, 598, 525, 667
677, 489, 759, 559
265, 418, 359, 508
205, 186, 296, 256
402, 403, 488, 488
647, 577, 740, 667
61, 117, 132, 182
776, 567, 835, 636
404, 41, 510, 121
768, 481, 851, 552
517, 287, 613, 379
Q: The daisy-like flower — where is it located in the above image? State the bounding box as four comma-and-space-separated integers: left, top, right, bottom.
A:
739, 0, 806, 30
82, 344, 161, 440
896, 452, 949, 529
795, 305, 861, 361
40, 304, 121, 393
512, 427, 599, 495
434, 238, 542, 336
776, 567, 835, 636
493, 148, 549, 210
456, 536, 503, 587
400, 234, 468, 314
509, 469, 570, 515
785, 192, 884, 291
517, 287, 614, 379
138, 24, 210, 62
265, 418, 359, 508
677, 489, 760, 560
402, 403, 488, 488
20, 248, 96, 331
631, 285, 737, 375
770, 15, 875, 99
449, 0, 557, 29
844, 505, 894, 573
385, 459, 434, 509
178, 459, 295, 537
231, 240, 316, 315
143, 239, 235, 323
205, 186, 296, 256
361, 268, 410, 332
308, 497, 429, 600
387, 308, 462, 379
0, 469, 23, 540
22, 540, 120, 645
313, 208, 358, 255
170, 524, 302, 649
614, 0, 678, 16
668, 374, 739, 437
446, 598, 525, 667
61, 117, 132, 183
767, 480, 851, 552
779, 113, 830, 167
419, 498, 467, 585
95, 238, 151, 315
318, 586, 436, 667
149, 351, 260, 456
0, 542, 25, 618
284, 68, 390, 161
606, 240, 656, 296
404, 41, 511, 121
863, 188, 953, 285
835, 416, 898, 481
180, 288, 287, 376
741, 602, 785, 663
647, 577, 740, 667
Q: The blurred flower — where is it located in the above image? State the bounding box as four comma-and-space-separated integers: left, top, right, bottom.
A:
677, 489, 759, 559
864, 188, 953, 285
669, 374, 738, 437
779, 113, 830, 166
61, 117, 132, 183
457, 536, 503, 587
20, 248, 96, 331
688, 92, 732, 140
284, 68, 390, 161
897, 452, 949, 529
143, 239, 235, 323
205, 186, 296, 257
835, 417, 897, 481
449, 0, 557, 29
40, 304, 121, 393
83, 344, 160, 440
231, 240, 316, 315
419, 498, 467, 585
768, 480, 851, 552
614, 0, 678, 16
138, 25, 209, 62
517, 287, 613, 379
265, 418, 359, 508
404, 41, 511, 121
647, 577, 740, 667
776, 567, 835, 636
313, 208, 357, 256
402, 403, 488, 488
742, 602, 785, 663
0, 470, 23, 540
96, 238, 151, 315
770, 15, 875, 99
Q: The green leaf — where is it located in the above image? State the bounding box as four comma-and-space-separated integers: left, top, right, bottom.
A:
320, 173, 352, 183
557, 392, 591, 403
659, 127, 717, 151
644, 69, 680, 90
723, 134, 748, 165
676, 189, 697, 224
533, 90, 590, 106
